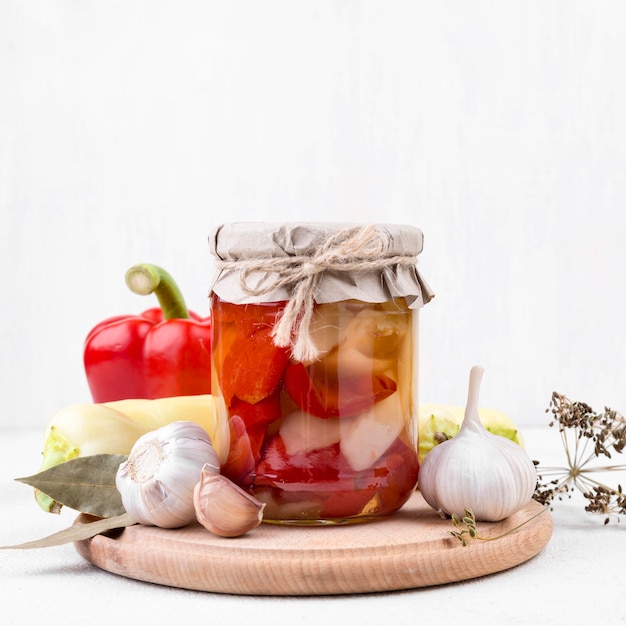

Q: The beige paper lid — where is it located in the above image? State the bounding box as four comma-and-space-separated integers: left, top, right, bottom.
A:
208, 222, 434, 308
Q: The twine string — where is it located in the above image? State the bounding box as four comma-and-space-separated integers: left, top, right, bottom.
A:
215, 225, 416, 362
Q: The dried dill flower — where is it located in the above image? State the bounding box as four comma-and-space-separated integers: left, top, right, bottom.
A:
533, 391, 626, 524
450, 509, 478, 546
449, 507, 548, 546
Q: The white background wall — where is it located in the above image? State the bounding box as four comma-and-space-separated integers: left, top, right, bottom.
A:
2, 1, 625, 432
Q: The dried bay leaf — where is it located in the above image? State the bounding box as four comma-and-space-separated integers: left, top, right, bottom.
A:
16, 454, 127, 518
0, 513, 136, 550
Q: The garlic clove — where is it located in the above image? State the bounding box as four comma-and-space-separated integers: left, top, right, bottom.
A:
194, 466, 265, 537
116, 421, 220, 529
418, 366, 537, 522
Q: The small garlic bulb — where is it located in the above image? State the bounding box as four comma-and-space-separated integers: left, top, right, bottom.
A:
194, 466, 265, 537
116, 421, 220, 529
418, 366, 537, 522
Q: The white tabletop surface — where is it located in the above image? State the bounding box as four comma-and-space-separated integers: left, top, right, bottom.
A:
1, 427, 624, 626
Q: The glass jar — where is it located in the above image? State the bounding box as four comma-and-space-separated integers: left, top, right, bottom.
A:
208, 222, 433, 524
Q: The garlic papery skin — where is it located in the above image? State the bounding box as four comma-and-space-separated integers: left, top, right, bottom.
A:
116, 421, 220, 529
418, 366, 537, 522
194, 467, 265, 538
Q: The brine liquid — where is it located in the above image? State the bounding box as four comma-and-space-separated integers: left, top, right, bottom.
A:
210, 296, 419, 524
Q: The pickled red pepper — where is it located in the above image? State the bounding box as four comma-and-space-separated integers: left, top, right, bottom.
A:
84, 263, 212, 402
209, 223, 434, 522
283, 361, 397, 418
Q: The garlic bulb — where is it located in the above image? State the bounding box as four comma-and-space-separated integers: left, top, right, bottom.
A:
418, 366, 537, 522
116, 421, 220, 529
194, 466, 265, 537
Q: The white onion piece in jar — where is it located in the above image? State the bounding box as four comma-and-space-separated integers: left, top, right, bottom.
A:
340, 393, 405, 471
279, 410, 341, 455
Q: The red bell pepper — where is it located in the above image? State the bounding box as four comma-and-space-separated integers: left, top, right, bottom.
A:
83, 263, 212, 402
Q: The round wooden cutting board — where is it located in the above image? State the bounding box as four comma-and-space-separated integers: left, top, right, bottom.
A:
73, 491, 552, 595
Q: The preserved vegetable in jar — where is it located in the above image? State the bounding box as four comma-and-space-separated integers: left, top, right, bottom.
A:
208, 223, 434, 524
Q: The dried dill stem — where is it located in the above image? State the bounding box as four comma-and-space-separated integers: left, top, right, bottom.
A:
533, 392, 626, 524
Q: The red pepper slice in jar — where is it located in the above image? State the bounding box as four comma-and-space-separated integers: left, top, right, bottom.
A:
219, 325, 290, 405
252, 433, 415, 519
254, 435, 344, 485
221, 415, 267, 485
229, 392, 282, 428
283, 361, 397, 419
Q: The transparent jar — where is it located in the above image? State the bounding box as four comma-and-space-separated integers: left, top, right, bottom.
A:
208, 223, 433, 524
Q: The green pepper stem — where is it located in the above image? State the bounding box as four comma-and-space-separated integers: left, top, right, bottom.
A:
125, 263, 190, 320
